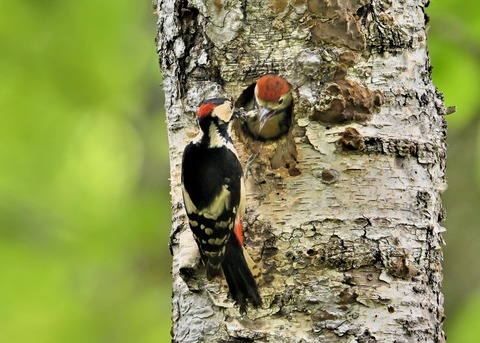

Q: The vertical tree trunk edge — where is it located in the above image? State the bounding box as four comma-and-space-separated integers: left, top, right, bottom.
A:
155, 1, 447, 342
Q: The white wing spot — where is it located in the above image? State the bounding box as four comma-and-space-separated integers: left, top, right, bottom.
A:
208, 236, 227, 245
216, 221, 229, 229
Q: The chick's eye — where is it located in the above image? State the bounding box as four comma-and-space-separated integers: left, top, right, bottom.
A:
278, 98, 284, 105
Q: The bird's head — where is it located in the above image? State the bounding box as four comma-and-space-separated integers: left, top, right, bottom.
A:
197, 98, 234, 132
254, 75, 293, 130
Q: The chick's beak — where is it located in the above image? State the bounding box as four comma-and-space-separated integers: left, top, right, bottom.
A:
259, 106, 276, 131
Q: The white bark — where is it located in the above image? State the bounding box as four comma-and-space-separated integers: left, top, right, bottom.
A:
155, 0, 447, 342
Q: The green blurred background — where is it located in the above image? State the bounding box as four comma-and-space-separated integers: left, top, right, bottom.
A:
0, 1, 478, 342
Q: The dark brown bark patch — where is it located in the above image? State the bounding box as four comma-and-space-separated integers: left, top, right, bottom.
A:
311, 65, 383, 124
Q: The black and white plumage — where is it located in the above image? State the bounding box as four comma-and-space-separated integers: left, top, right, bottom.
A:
181, 98, 261, 312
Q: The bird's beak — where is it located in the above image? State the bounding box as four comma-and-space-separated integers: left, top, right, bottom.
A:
259, 106, 276, 131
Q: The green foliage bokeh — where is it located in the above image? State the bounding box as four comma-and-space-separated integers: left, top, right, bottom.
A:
0, 1, 171, 342
429, 1, 480, 342
0, 1, 479, 342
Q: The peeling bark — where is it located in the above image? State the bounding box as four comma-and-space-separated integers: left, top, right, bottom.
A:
155, 0, 446, 342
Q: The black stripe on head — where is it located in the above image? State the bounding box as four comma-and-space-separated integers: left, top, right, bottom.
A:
201, 98, 230, 106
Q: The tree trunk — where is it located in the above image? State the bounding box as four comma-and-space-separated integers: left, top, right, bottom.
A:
155, 0, 447, 342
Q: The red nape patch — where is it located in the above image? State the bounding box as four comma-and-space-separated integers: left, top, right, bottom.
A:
234, 218, 244, 247
256, 74, 290, 102
197, 103, 216, 119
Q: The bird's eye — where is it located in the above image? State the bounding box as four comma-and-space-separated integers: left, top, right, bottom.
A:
278, 98, 284, 105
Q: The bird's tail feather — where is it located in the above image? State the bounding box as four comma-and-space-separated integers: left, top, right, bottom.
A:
221, 233, 262, 313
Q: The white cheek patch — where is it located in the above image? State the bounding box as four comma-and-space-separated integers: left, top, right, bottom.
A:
213, 101, 233, 122
199, 185, 231, 220
208, 124, 225, 148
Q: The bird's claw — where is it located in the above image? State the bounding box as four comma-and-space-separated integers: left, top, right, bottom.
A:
244, 153, 260, 182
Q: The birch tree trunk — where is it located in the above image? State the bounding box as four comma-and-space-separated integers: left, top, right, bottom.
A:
155, 0, 447, 342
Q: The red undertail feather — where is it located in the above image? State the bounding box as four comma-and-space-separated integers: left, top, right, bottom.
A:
234, 218, 244, 247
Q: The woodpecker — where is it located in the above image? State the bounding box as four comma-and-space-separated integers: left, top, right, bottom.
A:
241, 74, 293, 141
181, 98, 262, 313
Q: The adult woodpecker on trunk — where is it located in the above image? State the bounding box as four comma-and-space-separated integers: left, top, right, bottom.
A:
181, 98, 262, 313
241, 74, 293, 141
